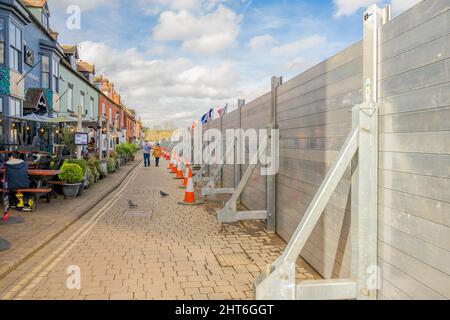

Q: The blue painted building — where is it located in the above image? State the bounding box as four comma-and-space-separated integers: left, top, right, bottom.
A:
0, 0, 64, 147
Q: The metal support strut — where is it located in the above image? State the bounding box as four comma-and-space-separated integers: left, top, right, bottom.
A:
201, 139, 236, 197
217, 128, 271, 224
255, 103, 377, 300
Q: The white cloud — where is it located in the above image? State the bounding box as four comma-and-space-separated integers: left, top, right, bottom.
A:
333, 0, 382, 18
248, 34, 275, 52
153, 5, 242, 54
139, 0, 225, 16
48, 0, 115, 11
271, 35, 326, 57
78, 41, 241, 127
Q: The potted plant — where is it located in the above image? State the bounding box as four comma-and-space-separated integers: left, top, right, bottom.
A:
58, 163, 84, 199
65, 159, 88, 195
107, 157, 116, 174
95, 160, 107, 179
87, 155, 100, 183
85, 166, 94, 189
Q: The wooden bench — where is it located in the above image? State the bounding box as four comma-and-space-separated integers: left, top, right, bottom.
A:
0, 188, 53, 212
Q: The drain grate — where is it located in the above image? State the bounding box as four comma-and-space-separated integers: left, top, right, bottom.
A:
215, 253, 251, 267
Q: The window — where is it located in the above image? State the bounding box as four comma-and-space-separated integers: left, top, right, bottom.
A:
109, 108, 112, 125
102, 103, 106, 116
9, 22, 22, 72
41, 12, 49, 30
9, 98, 21, 117
0, 19, 5, 65
41, 56, 50, 88
52, 58, 59, 93
80, 91, 85, 113
89, 97, 94, 117
67, 83, 73, 111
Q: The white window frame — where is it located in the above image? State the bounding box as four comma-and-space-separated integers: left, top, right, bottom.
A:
80, 91, 85, 114
9, 22, 22, 73
89, 97, 94, 118
52, 58, 59, 93
67, 83, 73, 111
41, 55, 50, 89
9, 98, 22, 117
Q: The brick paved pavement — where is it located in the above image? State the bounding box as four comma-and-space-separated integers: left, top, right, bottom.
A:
0, 156, 142, 278
0, 159, 319, 300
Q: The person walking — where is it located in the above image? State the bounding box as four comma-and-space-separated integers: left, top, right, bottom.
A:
143, 142, 152, 167
152, 143, 162, 167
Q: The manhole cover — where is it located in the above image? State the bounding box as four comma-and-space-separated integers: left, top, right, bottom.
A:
215, 253, 251, 267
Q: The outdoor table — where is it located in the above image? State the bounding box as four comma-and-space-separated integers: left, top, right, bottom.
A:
0, 169, 60, 189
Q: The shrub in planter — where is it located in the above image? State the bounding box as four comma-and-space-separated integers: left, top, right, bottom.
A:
65, 159, 88, 195
95, 160, 107, 179
107, 157, 116, 174
85, 166, 94, 188
87, 156, 100, 183
58, 163, 83, 199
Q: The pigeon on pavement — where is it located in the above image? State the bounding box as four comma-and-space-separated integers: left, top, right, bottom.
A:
128, 200, 138, 209
160, 191, 169, 198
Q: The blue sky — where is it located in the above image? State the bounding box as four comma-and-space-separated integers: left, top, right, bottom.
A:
46, 0, 420, 127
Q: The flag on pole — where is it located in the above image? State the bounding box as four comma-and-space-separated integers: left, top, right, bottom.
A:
217, 103, 229, 118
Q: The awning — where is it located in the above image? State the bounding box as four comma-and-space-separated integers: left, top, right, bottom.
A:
17, 113, 53, 123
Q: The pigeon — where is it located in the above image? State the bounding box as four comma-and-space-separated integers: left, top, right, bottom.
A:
128, 200, 138, 209
160, 191, 169, 198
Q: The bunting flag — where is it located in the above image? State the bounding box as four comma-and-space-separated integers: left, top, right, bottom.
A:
200, 113, 208, 124
217, 103, 229, 118
208, 108, 214, 121
200, 108, 214, 124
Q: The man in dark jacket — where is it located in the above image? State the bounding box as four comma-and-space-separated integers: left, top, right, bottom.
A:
6, 158, 32, 212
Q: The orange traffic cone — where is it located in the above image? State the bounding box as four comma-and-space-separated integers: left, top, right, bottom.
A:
178, 174, 202, 206
174, 162, 184, 179
180, 164, 192, 189
168, 157, 173, 170
171, 159, 178, 173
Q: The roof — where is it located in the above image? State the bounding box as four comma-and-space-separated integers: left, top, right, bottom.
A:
20, 0, 47, 8
24, 88, 49, 115
61, 45, 78, 55
77, 60, 95, 73
49, 29, 58, 41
